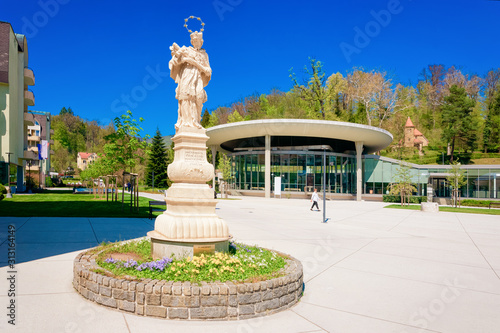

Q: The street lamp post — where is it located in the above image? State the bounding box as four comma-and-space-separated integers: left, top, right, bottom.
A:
322, 147, 327, 223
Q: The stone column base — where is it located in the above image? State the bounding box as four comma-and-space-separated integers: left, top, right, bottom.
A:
421, 202, 439, 212
148, 230, 230, 259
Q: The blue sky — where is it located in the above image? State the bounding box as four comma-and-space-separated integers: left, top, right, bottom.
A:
3, 0, 500, 137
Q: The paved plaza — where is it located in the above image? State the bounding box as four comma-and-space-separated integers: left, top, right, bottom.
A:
1, 196, 499, 332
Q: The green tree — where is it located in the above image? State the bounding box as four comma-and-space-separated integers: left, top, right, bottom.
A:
218, 153, 232, 198
227, 110, 245, 123
441, 85, 477, 163
290, 58, 329, 119
388, 162, 417, 206
200, 109, 211, 128
102, 110, 150, 173
145, 129, 169, 188
483, 88, 500, 152
446, 162, 466, 207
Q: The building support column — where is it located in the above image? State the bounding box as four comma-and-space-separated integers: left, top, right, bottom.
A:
211, 146, 216, 189
355, 141, 363, 201
265, 134, 271, 198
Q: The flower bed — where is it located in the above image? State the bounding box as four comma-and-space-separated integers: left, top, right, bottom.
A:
73, 240, 303, 320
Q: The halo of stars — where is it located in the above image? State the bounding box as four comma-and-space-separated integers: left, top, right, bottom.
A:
184, 16, 205, 34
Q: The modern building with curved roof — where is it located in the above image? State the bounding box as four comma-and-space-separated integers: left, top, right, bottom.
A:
206, 119, 500, 201
207, 119, 393, 200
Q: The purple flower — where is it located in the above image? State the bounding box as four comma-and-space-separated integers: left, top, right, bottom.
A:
124, 259, 138, 268
105, 258, 117, 264
135, 257, 172, 272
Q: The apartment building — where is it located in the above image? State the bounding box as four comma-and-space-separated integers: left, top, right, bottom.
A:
0, 21, 36, 191
25, 111, 54, 187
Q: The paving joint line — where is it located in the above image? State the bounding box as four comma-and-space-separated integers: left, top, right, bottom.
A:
332, 265, 500, 296
305, 237, 380, 284
88, 218, 100, 244
299, 301, 441, 333
0, 216, 31, 246
289, 308, 330, 333
455, 213, 500, 281
122, 313, 132, 333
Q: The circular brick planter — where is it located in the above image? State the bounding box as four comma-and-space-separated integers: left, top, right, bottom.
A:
73, 247, 303, 320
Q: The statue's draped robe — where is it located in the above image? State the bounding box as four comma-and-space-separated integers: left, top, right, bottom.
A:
169, 45, 211, 129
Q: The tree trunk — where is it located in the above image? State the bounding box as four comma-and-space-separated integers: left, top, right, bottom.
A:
450, 137, 456, 163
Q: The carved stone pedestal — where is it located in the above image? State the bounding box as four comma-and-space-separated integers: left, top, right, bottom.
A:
148, 127, 230, 259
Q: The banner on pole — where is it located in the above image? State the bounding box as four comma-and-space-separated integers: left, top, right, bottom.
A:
274, 177, 281, 196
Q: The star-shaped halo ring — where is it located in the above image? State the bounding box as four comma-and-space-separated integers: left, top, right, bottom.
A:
183, 16, 205, 34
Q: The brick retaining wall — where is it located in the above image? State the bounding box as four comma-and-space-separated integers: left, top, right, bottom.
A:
73, 249, 303, 320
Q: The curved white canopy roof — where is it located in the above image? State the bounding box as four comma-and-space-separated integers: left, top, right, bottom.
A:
206, 119, 393, 154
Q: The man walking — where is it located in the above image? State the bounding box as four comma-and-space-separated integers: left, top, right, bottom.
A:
310, 188, 320, 211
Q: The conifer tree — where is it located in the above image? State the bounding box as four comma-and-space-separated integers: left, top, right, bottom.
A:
441, 85, 477, 162
483, 88, 500, 152
201, 109, 211, 128
146, 129, 169, 188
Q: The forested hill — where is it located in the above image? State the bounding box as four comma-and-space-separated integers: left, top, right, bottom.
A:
51, 107, 115, 173
202, 61, 500, 164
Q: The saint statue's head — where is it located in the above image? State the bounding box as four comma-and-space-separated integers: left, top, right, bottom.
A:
190, 32, 203, 50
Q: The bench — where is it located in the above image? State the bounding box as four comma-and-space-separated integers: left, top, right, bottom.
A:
489, 202, 500, 209
149, 200, 166, 219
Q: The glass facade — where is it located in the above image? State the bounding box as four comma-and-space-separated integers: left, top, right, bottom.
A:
363, 155, 500, 199
227, 152, 500, 199
230, 151, 357, 194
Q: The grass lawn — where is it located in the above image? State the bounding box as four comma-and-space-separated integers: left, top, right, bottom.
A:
385, 204, 500, 215
0, 192, 164, 218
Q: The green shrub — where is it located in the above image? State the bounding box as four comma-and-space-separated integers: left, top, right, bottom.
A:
45, 176, 54, 187
460, 199, 494, 207
0, 183, 6, 194
0, 193, 4, 201
383, 195, 427, 203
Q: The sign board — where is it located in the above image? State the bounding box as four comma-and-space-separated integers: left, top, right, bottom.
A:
274, 177, 281, 196
193, 244, 215, 256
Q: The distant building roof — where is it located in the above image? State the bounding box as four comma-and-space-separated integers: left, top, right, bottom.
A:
414, 129, 423, 136
405, 117, 415, 128
78, 152, 96, 159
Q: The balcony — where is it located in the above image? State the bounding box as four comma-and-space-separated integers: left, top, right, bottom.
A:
28, 145, 39, 153
24, 90, 35, 106
28, 135, 41, 142
24, 67, 35, 86
23, 149, 38, 160
27, 164, 39, 171
24, 112, 34, 126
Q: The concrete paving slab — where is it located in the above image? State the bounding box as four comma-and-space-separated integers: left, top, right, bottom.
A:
123, 307, 325, 333
0, 242, 98, 266
15, 230, 98, 244
0, 258, 74, 296
302, 265, 500, 333
1, 196, 499, 332
292, 302, 436, 333
0, 293, 130, 332
361, 237, 491, 269
335, 250, 500, 295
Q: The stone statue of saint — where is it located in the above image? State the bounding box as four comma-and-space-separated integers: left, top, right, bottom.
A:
169, 31, 212, 130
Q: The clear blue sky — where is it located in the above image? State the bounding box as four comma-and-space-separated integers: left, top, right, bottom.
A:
3, 0, 500, 137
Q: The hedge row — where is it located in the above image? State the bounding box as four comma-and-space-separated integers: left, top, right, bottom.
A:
382, 195, 427, 203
